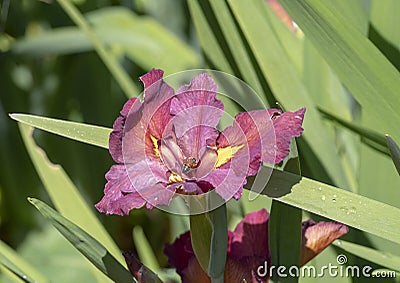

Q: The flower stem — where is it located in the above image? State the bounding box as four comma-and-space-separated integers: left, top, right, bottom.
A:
211, 274, 224, 283
189, 193, 228, 280
56, 0, 139, 98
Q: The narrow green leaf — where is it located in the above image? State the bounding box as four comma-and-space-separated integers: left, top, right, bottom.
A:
187, 0, 263, 122
0, 266, 23, 283
189, 194, 227, 281
11, 114, 111, 149
0, 241, 47, 283
205, 0, 269, 106
0, 256, 34, 283
246, 168, 400, 245
12, 27, 94, 55
278, 0, 400, 144
17, 124, 124, 265
189, 212, 212, 273
167, 199, 190, 242
269, 202, 301, 283
357, 134, 400, 255
370, 0, 400, 69
28, 198, 134, 283
208, 203, 228, 280
17, 224, 98, 282
333, 240, 400, 273
269, 142, 302, 283
132, 226, 160, 273
302, 36, 360, 190
228, 0, 349, 189
386, 135, 400, 176
187, 0, 234, 73
318, 107, 390, 155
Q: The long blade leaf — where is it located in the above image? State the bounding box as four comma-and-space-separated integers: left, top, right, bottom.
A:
319, 107, 390, 155
11, 114, 111, 148
28, 198, 134, 283
269, 142, 302, 283
386, 135, 400, 176
248, 169, 400, 245
0, 240, 48, 283
278, 0, 400, 144
17, 123, 123, 265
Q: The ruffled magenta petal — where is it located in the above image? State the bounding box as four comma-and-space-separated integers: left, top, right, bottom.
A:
230, 209, 270, 260
95, 165, 146, 215
140, 69, 164, 89
172, 73, 223, 115
95, 163, 175, 215
270, 108, 305, 163
229, 209, 271, 281
218, 108, 305, 178
99, 69, 179, 215
123, 69, 175, 161
109, 98, 139, 164
140, 69, 175, 139
217, 110, 266, 177
165, 209, 271, 282
170, 74, 223, 158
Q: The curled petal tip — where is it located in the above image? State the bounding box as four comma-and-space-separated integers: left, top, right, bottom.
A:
301, 220, 348, 265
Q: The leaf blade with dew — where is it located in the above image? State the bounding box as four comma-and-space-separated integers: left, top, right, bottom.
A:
246, 168, 400, 245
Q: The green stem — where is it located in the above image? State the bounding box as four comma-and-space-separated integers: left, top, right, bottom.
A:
211, 274, 224, 283
189, 193, 228, 280
57, 0, 139, 98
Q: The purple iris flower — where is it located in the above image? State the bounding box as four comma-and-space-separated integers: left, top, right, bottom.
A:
164, 209, 348, 282
96, 69, 305, 215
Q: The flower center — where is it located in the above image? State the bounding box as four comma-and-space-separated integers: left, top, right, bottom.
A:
182, 157, 199, 174
152, 134, 243, 185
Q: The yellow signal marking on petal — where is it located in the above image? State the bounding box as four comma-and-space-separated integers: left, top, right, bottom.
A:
150, 135, 160, 158
169, 172, 184, 183
215, 145, 244, 168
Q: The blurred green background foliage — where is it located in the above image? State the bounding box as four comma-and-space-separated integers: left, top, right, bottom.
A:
0, 0, 201, 262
